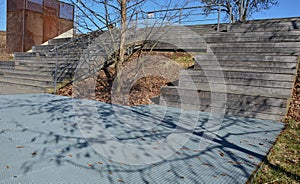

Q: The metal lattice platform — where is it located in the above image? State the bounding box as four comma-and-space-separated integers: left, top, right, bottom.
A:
0, 94, 284, 183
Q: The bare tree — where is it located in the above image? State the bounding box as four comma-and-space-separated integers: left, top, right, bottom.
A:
65, 0, 194, 102
114, 0, 127, 94
200, 0, 279, 23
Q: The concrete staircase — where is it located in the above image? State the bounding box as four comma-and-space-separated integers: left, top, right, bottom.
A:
159, 17, 300, 121
0, 17, 299, 121
0, 24, 216, 93
0, 32, 100, 92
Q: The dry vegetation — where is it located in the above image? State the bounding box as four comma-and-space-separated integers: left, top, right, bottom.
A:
58, 51, 193, 105
252, 59, 300, 184
0, 53, 12, 61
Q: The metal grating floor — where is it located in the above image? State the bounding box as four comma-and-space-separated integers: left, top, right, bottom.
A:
0, 94, 284, 183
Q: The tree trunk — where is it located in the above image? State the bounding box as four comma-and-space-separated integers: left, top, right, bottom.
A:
114, 0, 127, 100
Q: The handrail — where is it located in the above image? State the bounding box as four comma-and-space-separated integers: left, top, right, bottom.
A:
48, 4, 223, 93
133, 4, 222, 32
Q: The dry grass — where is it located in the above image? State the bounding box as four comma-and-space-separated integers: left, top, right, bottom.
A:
252, 58, 300, 184
252, 119, 300, 184
0, 51, 13, 61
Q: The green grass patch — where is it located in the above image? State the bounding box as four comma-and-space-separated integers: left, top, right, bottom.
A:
252, 119, 300, 184
46, 79, 71, 94
172, 54, 194, 68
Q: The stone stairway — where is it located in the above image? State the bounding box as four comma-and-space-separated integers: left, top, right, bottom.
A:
0, 24, 215, 93
0, 32, 101, 92
159, 17, 300, 121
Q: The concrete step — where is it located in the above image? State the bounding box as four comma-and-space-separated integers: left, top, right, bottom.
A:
179, 70, 295, 82
203, 31, 300, 43
177, 83, 291, 96
194, 54, 299, 63
161, 85, 290, 101
161, 86, 288, 104
0, 68, 49, 76
15, 57, 79, 63
32, 45, 55, 52
159, 86, 288, 120
209, 42, 300, 48
14, 64, 77, 72
0, 61, 15, 70
14, 52, 42, 60
194, 59, 297, 69
186, 24, 228, 33
209, 48, 300, 55
179, 77, 294, 89
0, 75, 54, 87
143, 41, 207, 51
0, 69, 73, 81
160, 100, 284, 121
0, 78, 48, 92
48, 37, 72, 45
227, 17, 300, 32
207, 42, 300, 55
161, 95, 286, 115
14, 51, 84, 60
193, 65, 296, 74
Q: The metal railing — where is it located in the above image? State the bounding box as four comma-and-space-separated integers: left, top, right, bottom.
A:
49, 4, 223, 93
132, 5, 222, 32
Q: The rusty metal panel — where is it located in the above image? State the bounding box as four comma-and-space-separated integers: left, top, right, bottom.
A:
44, 0, 59, 9
43, 14, 58, 42
6, 10, 24, 52
7, 0, 25, 12
25, 11, 43, 50
6, 0, 74, 53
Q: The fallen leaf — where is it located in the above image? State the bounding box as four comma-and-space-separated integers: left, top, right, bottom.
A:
218, 150, 225, 157
118, 179, 124, 182
180, 147, 189, 150
16, 146, 24, 149
97, 162, 103, 165
87, 163, 93, 167
274, 160, 281, 165
6, 165, 9, 169
228, 161, 244, 165
31, 152, 37, 156
203, 163, 214, 167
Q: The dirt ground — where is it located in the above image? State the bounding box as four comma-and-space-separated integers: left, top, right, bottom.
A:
58, 51, 188, 106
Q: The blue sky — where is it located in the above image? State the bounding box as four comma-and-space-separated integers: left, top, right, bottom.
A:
0, 0, 299, 31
